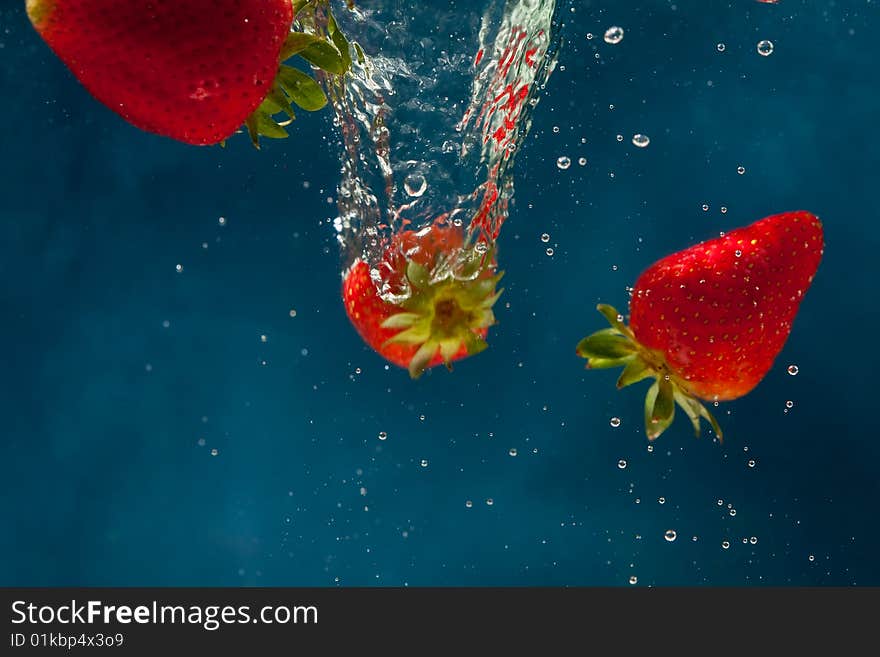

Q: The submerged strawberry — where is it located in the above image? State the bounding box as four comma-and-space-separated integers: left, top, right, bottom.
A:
26, 0, 347, 146
577, 211, 824, 441
342, 226, 502, 378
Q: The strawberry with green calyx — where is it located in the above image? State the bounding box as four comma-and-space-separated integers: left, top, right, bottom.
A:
342, 227, 503, 379
577, 210, 824, 442
26, 0, 354, 147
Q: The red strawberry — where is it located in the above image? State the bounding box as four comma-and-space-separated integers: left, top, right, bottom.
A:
342, 226, 502, 378
26, 0, 345, 146
577, 211, 824, 441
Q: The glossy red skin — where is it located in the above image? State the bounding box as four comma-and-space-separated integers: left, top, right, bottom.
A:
342, 228, 488, 371
28, 0, 293, 145
629, 211, 824, 401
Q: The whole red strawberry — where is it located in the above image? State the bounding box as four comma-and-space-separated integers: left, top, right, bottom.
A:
342, 226, 502, 378
576, 211, 824, 441
26, 0, 346, 145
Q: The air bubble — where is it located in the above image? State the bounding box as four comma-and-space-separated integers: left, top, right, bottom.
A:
757, 40, 774, 56
716, 43, 726, 52
509, 448, 518, 457
604, 26, 624, 44
403, 172, 427, 197
664, 530, 677, 542
787, 364, 799, 376
556, 156, 571, 170
702, 204, 709, 212
486, 498, 494, 506
378, 431, 387, 441
632, 134, 650, 148
420, 459, 428, 468
218, 216, 227, 226
617, 459, 627, 469
465, 500, 473, 508
210, 448, 219, 456
545, 247, 554, 256
722, 540, 730, 550
578, 157, 587, 166
610, 417, 621, 428
785, 400, 794, 409
658, 497, 666, 505
629, 575, 638, 585
750, 536, 758, 545
540, 233, 551, 243
748, 459, 756, 468
737, 166, 746, 175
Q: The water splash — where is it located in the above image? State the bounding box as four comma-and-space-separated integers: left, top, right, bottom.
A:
323, 0, 560, 301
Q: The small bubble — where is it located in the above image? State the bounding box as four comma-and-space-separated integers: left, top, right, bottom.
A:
289, 309, 297, 318
545, 247, 555, 256
378, 431, 388, 441
617, 459, 627, 469
750, 536, 758, 545
737, 165, 746, 175
175, 264, 183, 273
585, 32, 594, 40
808, 554, 815, 562
632, 134, 650, 148
787, 364, 799, 376
218, 216, 227, 226
210, 448, 219, 456
260, 334, 268, 343
658, 497, 666, 505
604, 26, 624, 44
616, 134, 624, 142
646, 444, 654, 453
664, 530, 677, 542
420, 459, 428, 468
197, 438, 206, 447
509, 448, 518, 456
722, 540, 730, 550
720, 206, 728, 214
717, 499, 724, 506
485, 498, 494, 506
540, 233, 551, 243
403, 172, 427, 197
556, 156, 571, 170
552, 126, 560, 133
716, 42, 726, 52
735, 250, 742, 258
578, 157, 587, 166
474, 241, 489, 254
610, 417, 621, 428
702, 204, 709, 212
757, 40, 774, 56
785, 400, 794, 409
748, 459, 756, 468
729, 508, 737, 517
629, 575, 638, 585
465, 500, 473, 508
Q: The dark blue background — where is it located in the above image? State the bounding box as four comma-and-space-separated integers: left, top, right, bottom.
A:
2, 0, 877, 586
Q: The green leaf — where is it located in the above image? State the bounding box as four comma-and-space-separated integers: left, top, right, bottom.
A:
244, 116, 260, 149
617, 358, 652, 389
280, 32, 323, 61
262, 84, 296, 120
354, 42, 366, 66
597, 304, 627, 333
327, 9, 352, 72
278, 66, 328, 111
576, 330, 636, 360
253, 111, 289, 139
644, 378, 675, 440
699, 403, 724, 442
292, 0, 312, 17
583, 356, 633, 370
673, 389, 703, 436
299, 39, 347, 75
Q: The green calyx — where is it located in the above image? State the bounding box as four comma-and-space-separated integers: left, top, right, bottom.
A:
381, 255, 503, 380
237, 0, 356, 148
576, 304, 723, 442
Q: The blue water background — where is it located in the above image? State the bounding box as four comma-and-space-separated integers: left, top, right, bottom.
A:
1, 1, 878, 585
